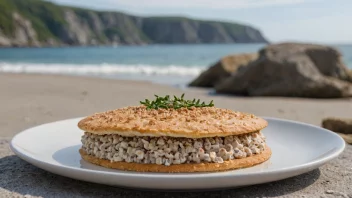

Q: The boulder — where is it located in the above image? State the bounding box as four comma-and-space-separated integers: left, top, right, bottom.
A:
189, 53, 258, 87
322, 117, 352, 144
322, 118, 352, 134
335, 133, 352, 144
215, 43, 352, 98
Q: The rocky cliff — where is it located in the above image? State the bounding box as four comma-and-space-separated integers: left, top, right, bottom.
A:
0, 0, 268, 47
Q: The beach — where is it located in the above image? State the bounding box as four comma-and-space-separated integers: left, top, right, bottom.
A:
0, 73, 351, 197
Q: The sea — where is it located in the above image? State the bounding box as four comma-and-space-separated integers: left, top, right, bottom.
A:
0, 44, 351, 86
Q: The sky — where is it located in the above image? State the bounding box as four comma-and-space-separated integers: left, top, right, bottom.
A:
48, 0, 352, 44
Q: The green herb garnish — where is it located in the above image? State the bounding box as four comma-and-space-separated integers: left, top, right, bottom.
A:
140, 94, 214, 110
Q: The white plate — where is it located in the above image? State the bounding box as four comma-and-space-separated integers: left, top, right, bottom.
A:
10, 117, 345, 190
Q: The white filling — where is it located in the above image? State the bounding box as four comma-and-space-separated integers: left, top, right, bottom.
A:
81, 132, 266, 166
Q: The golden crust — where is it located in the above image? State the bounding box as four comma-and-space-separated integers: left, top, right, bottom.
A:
79, 146, 271, 173
78, 106, 268, 138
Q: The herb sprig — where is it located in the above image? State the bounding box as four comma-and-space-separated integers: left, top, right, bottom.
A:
140, 94, 214, 110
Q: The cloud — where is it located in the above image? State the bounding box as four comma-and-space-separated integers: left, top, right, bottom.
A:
113, 0, 309, 9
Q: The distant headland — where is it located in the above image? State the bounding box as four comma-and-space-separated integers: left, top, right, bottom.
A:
0, 0, 268, 47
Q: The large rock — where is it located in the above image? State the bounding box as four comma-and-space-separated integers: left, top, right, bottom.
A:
322, 118, 352, 134
322, 117, 352, 144
215, 43, 352, 98
189, 53, 258, 87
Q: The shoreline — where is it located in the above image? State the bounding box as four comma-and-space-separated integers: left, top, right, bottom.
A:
0, 71, 196, 87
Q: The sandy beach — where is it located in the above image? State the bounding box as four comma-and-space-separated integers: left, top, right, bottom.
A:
1, 73, 351, 197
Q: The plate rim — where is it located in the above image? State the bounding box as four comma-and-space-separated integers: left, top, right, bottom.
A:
10, 116, 345, 179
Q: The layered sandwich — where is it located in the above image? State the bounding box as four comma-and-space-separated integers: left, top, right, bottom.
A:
78, 94, 271, 173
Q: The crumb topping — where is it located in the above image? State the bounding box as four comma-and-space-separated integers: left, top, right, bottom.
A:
78, 106, 268, 137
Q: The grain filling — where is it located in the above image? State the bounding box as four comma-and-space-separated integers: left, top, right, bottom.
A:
81, 131, 266, 166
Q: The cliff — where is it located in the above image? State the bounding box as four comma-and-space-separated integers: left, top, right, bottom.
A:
0, 0, 268, 47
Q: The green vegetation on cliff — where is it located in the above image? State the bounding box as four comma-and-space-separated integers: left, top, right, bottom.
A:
0, 0, 67, 40
0, 0, 16, 35
0, 0, 267, 46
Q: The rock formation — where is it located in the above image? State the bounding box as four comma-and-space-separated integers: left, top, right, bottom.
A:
189, 53, 258, 87
214, 43, 352, 98
322, 117, 352, 144
322, 118, 352, 134
0, 0, 268, 47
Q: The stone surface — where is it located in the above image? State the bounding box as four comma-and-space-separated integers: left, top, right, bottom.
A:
215, 43, 352, 98
189, 53, 258, 87
13, 12, 40, 47
0, 33, 12, 47
61, 10, 92, 45
4, 12, 41, 47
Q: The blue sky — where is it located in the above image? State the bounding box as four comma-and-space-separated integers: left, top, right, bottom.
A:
48, 0, 352, 44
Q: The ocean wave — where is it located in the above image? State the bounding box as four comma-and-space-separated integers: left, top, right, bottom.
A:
0, 62, 206, 77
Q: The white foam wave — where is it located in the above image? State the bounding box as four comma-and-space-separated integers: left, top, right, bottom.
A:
0, 62, 206, 77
